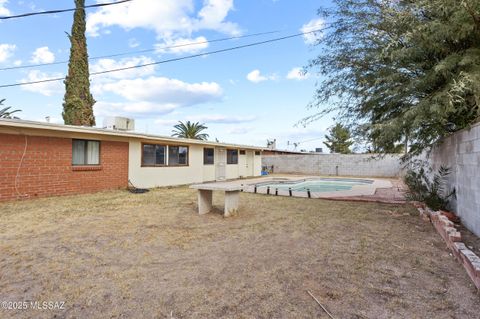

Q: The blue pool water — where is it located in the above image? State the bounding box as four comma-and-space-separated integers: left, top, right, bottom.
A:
255, 178, 373, 193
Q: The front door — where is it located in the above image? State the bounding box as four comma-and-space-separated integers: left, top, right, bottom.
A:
246, 150, 254, 176
238, 151, 247, 177
215, 148, 226, 181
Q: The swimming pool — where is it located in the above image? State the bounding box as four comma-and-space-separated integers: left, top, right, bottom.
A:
254, 178, 373, 193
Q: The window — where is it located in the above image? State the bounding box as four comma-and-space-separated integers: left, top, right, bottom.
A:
168, 146, 189, 166
255, 151, 261, 155
141, 144, 189, 167
239, 150, 246, 155
72, 140, 100, 165
227, 149, 238, 164
142, 144, 166, 166
204, 148, 214, 165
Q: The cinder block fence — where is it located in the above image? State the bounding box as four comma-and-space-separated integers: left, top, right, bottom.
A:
429, 122, 480, 237
262, 154, 403, 177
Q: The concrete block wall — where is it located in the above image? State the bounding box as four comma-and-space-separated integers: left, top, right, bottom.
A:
429, 122, 480, 237
262, 154, 403, 177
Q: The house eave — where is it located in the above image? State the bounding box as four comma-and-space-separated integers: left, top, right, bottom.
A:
0, 118, 264, 151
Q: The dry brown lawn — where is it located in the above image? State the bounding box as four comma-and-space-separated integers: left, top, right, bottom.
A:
0, 187, 479, 319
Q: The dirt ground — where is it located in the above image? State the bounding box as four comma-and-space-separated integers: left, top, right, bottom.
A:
0, 187, 479, 319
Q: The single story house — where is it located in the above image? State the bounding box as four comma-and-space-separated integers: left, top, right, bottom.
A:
0, 119, 262, 202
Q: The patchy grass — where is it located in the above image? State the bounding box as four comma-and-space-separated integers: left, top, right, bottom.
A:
0, 187, 479, 318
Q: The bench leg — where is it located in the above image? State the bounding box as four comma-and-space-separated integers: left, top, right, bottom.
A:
198, 190, 213, 214
224, 190, 240, 217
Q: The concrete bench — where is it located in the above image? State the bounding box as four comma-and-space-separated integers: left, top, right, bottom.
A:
190, 183, 243, 217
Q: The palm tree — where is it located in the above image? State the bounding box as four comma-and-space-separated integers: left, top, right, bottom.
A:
172, 121, 209, 140
0, 99, 21, 119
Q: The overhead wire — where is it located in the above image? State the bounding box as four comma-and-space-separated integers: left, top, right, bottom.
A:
0, 0, 133, 20
0, 27, 329, 89
0, 30, 282, 71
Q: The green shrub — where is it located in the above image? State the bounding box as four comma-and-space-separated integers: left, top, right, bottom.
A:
404, 162, 456, 211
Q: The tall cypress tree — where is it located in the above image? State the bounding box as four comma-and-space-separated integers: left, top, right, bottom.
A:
62, 0, 95, 126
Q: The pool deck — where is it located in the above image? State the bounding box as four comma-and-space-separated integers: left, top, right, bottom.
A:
215, 174, 407, 204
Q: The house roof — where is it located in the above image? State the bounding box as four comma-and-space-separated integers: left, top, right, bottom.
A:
0, 118, 264, 151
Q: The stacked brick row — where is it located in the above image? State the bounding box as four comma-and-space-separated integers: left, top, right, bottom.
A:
417, 204, 480, 289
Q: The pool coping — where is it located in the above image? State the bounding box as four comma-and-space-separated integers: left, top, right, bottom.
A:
241, 176, 393, 198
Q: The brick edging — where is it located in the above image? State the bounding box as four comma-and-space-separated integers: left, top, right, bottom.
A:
415, 204, 480, 289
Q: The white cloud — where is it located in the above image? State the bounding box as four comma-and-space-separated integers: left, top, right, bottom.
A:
128, 38, 140, 48
247, 70, 265, 83
94, 76, 223, 117
100, 76, 222, 104
87, 54, 223, 119
0, 43, 16, 63
90, 56, 155, 81
246, 69, 277, 83
90, 56, 157, 96
95, 101, 178, 117
151, 114, 255, 129
185, 114, 256, 124
86, 0, 240, 38
196, 0, 239, 35
155, 36, 209, 55
20, 70, 64, 96
301, 18, 325, 45
30, 46, 55, 64
87, 0, 191, 37
0, 0, 10, 16
227, 126, 251, 135
286, 67, 309, 80
13, 60, 22, 66
154, 119, 179, 126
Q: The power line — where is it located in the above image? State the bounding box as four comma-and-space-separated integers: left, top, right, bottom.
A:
0, 30, 282, 71
0, 0, 133, 20
0, 27, 329, 89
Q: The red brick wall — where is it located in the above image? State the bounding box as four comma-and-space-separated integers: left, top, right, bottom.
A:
0, 133, 129, 201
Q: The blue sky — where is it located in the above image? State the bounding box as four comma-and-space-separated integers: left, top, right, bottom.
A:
0, 0, 335, 151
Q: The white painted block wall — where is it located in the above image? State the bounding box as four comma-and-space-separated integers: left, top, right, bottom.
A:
429, 122, 480, 237
262, 154, 403, 177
